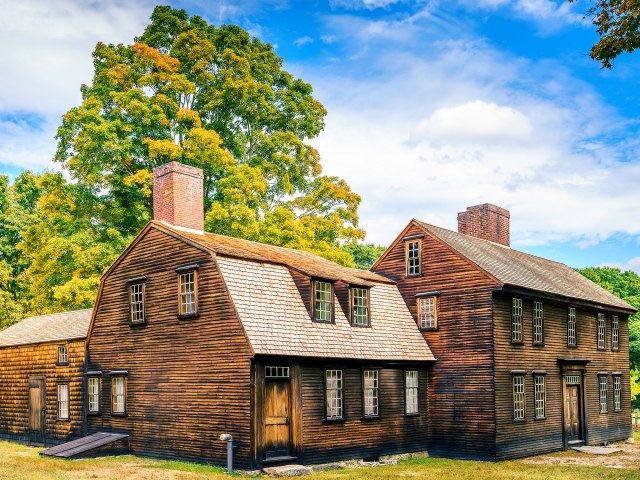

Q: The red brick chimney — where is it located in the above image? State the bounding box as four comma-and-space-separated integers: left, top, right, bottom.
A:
152, 162, 204, 233
457, 203, 510, 247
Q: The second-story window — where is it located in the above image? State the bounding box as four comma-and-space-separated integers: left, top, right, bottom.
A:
363, 370, 379, 417
178, 270, 198, 316
612, 316, 620, 351
351, 287, 370, 326
597, 313, 606, 350
313, 280, 333, 322
405, 240, 421, 276
57, 345, 69, 365
567, 307, 577, 347
512, 298, 523, 343
533, 301, 544, 345
129, 282, 146, 324
419, 296, 437, 329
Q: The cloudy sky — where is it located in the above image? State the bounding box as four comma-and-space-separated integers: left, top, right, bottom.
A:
2, 0, 640, 271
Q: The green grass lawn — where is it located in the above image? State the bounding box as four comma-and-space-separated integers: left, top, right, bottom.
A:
1, 434, 639, 480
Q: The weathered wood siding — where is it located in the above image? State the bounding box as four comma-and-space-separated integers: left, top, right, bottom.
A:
493, 293, 632, 460
373, 223, 500, 460
0, 340, 85, 444
300, 364, 429, 464
86, 227, 254, 467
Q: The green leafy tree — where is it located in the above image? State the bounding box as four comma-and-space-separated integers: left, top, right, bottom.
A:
342, 243, 387, 270
55, 5, 362, 267
570, 0, 640, 68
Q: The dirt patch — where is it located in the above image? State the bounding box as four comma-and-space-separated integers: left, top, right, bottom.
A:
518, 440, 640, 469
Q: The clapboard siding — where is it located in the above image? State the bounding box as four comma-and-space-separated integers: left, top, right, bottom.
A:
0, 339, 85, 444
493, 293, 632, 459
86, 227, 254, 468
300, 364, 429, 464
373, 223, 499, 460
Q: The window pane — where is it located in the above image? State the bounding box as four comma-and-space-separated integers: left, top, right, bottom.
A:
58, 345, 68, 364
534, 375, 545, 419
568, 307, 577, 346
612, 316, 619, 350
533, 302, 543, 344
598, 313, 606, 349
88, 377, 100, 413
420, 296, 436, 329
112, 377, 126, 414
325, 370, 343, 419
614, 376, 621, 411
405, 370, 419, 414
407, 241, 421, 276
130, 283, 145, 323
352, 288, 369, 326
179, 272, 196, 315
314, 281, 332, 322
363, 370, 379, 417
513, 375, 525, 420
512, 298, 523, 342
599, 376, 608, 413
58, 384, 69, 420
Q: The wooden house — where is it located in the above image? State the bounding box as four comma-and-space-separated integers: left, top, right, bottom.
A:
84, 162, 435, 469
0, 309, 92, 445
372, 204, 636, 460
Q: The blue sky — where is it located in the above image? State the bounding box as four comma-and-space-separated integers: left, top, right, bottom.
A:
1, 0, 640, 272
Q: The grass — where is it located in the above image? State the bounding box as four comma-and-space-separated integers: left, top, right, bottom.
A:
1, 435, 639, 480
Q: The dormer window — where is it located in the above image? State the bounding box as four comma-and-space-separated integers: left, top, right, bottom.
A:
351, 287, 370, 326
313, 280, 333, 323
405, 239, 421, 276
176, 265, 199, 317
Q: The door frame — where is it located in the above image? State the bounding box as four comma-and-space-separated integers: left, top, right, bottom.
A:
28, 376, 46, 446
252, 360, 302, 469
558, 360, 589, 449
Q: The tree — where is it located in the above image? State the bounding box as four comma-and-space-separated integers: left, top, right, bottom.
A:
570, 0, 640, 68
56, 5, 362, 266
342, 243, 387, 270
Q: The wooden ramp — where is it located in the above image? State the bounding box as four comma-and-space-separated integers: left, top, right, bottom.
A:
40, 432, 130, 459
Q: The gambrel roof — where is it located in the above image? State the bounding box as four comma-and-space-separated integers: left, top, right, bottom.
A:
151, 222, 435, 362
0, 309, 92, 348
414, 220, 635, 312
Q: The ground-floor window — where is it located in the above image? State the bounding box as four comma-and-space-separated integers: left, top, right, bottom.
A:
88, 377, 101, 413
598, 375, 608, 413
57, 383, 69, 420
512, 374, 525, 420
111, 376, 126, 414
362, 370, 379, 417
405, 370, 419, 414
325, 369, 343, 420
534, 374, 545, 419
613, 375, 622, 411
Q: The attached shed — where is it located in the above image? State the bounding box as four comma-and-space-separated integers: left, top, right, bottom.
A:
0, 309, 92, 446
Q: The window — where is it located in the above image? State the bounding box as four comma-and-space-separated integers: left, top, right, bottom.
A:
613, 375, 622, 411
597, 313, 606, 350
599, 375, 608, 413
568, 307, 577, 347
313, 281, 333, 322
112, 376, 126, 414
512, 374, 525, 420
57, 345, 69, 365
363, 370, 379, 417
612, 316, 620, 351
178, 270, 198, 316
325, 370, 343, 420
405, 370, 419, 415
534, 375, 546, 419
419, 296, 437, 329
129, 282, 145, 323
88, 377, 101, 413
532, 301, 543, 345
512, 298, 523, 343
405, 240, 421, 276
351, 287, 369, 326
57, 383, 69, 420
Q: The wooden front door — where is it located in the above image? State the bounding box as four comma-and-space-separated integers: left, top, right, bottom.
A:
564, 382, 582, 444
28, 377, 45, 445
263, 379, 291, 460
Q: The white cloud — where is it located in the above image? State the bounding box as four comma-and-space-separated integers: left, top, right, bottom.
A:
294, 36, 314, 47
329, 0, 409, 10
601, 257, 640, 274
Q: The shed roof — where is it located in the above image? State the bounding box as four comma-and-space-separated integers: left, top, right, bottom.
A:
217, 256, 434, 361
415, 221, 635, 312
0, 309, 93, 348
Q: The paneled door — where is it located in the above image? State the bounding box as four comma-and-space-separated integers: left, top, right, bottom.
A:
263, 376, 291, 460
28, 377, 45, 445
564, 374, 583, 445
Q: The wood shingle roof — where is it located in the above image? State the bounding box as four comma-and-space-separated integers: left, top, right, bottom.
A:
0, 309, 92, 348
416, 221, 635, 312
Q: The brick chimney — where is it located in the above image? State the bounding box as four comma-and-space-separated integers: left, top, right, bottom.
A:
457, 203, 510, 247
152, 162, 204, 233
